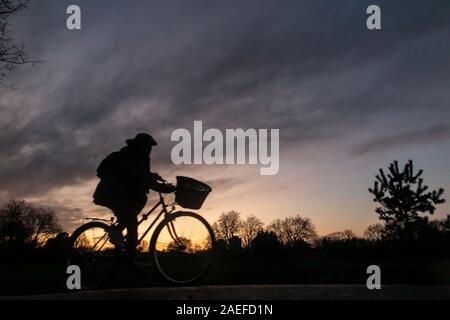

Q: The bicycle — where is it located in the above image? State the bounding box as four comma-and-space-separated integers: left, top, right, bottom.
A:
67, 176, 215, 289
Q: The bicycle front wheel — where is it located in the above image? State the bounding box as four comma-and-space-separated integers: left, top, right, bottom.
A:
149, 211, 215, 284
68, 221, 119, 289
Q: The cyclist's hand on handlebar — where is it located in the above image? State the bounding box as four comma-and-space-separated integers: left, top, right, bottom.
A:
149, 172, 175, 192
149, 172, 163, 181
158, 182, 176, 193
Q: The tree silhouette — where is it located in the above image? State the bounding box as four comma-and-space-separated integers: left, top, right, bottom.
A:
166, 236, 192, 253
319, 229, 363, 255
240, 215, 264, 249
0, 199, 61, 250
250, 231, 283, 256
0, 0, 37, 87
369, 160, 445, 239
27, 206, 61, 247
364, 223, 385, 242
323, 230, 356, 242
268, 215, 318, 247
0, 199, 29, 248
212, 210, 242, 248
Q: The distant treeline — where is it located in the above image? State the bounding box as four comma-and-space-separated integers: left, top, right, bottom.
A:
211, 160, 450, 258
211, 210, 450, 258
1, 160, 449, 262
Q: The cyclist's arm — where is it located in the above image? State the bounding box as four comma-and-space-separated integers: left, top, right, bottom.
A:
147, 173, 175, 193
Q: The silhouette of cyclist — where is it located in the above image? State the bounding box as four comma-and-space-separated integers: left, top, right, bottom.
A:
93, 133, 175, 258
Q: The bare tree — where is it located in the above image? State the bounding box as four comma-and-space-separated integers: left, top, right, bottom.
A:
240, 215, 264, 249
166, 237, 192, 252
268, 215, 318, 247
212, 210, 242, 248
323, 229, 356, 242
0, 0, 37, 87
364, 223, 385, 242
26, 206, 61, 246
0, 199, 61, 249
0, 198, 30, 247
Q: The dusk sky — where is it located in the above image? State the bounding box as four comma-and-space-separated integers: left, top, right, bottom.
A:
1, 0, 450, 236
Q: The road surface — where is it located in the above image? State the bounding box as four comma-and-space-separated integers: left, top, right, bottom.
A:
2, 284, 450, 300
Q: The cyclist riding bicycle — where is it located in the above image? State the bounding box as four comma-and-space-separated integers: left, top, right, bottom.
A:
93, 133, 176, 259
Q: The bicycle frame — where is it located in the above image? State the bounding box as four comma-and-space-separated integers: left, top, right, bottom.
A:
85, 192, 186, 250
136, 192, 175, 244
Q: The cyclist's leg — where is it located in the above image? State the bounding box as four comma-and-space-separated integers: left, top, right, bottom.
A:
125, 215, 138, 258
115, 194, 147, 259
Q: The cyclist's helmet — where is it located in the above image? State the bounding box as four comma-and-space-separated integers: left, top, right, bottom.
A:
126, 133, 158, 147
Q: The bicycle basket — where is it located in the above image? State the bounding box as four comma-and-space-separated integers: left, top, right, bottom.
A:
175, 176, 212, 209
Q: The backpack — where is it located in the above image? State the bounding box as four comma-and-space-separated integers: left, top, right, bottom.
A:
93, 152, 124, 208
96, 152, 122, 179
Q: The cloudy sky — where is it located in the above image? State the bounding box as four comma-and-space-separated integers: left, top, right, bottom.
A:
1, 0, 450, 235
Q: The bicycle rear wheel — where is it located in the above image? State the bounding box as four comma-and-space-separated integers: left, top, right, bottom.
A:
149, 211, 215, 284
68, 221, 119, 289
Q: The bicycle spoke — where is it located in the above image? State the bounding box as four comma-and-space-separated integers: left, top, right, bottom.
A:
92, 233, 108, 251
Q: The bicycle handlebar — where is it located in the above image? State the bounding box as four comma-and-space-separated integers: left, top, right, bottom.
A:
153, 175, 176, 193
150, 172, 174, 186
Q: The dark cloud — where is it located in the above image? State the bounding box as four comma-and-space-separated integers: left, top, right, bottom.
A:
351, 124, 450, 156
1, 0, 450, 202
